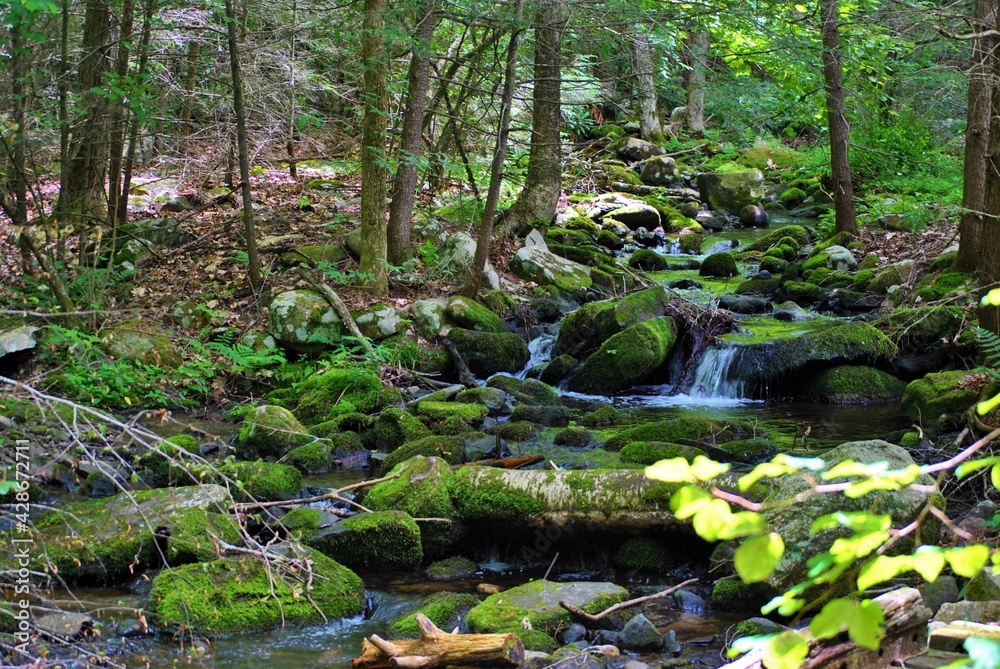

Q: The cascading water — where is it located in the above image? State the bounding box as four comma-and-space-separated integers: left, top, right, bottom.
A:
515, 331, 556, 379
689, 345, 748, 399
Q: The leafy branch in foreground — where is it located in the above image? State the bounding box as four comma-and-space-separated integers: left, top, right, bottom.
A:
645, 424, 1000, 669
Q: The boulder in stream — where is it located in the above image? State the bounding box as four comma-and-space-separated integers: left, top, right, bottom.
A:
697, 169, 765, 214
448, 328, 530, 377
290, 508, 423, 571
553, 286, 672, 359
567, 316, 677, 395
900, 369, 983, 431
236, 405, 312, 459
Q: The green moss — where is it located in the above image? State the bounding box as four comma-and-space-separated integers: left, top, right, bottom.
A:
580, 404, 621, 427
567, 316, 677, 395
167, 509, 241, 563
366, 456, 458, 557
446, 296, 509, 334
627, 249, 668, 272
779, 281, 825, 304
311, 412, 374, 438
699, 252, 739, 278
614, 538, 667, 570
553, 428, 592, 447
715, 438, 775, 464
281, 507, 323, 534
619, 441, 704, 465
872, 306, 966, 353
601, 163, 643, 186
565, 215, 601, 238
914, 270, 973, 302
447, 466, 547, 522
486, 374, 523, 396
489, 421, 541, 442
330, 431, 364, 454
270, 366, 399, 426
448, 328, 531, 377
899, 431, 921, 448
800, 365, 906, 404
147, 546, 365, 635
597, 229, 624, 250
383, 434, 478, 471
371, 408, 433, 452
900, 370, 982, 430
283, 441, 334, 474
605, 416, 750, 451
163, 434, 199, 453
389, 592, 481, 638
479, 290, 518, 317
743, 225, 811, 253
416, 401, 488, 422
759, 256, 788, 274
779, 187, 807, 208
711, 579, 759, 612
308, 510, 423, 571
591, 124, 623, 140
546, 227, 592, 247
734, 277, 782, 296
439, 416, 475, 435
236, 405, 312, 459
219, 461, 302, 501
424, 556, 477, 580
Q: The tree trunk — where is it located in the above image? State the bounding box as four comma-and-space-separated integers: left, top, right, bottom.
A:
979, 1, 1000, 334
360, 0, 390, 297
820, 0, 858, 236
957, 0, 997, 272
633, 32, 663, 143
118, 0, 157, 226
106, 0, 135, 226
224, 0, 262, 293
501, 0, 565, 236
462, 1, 522, 297
685, 30, 709, 135
62, 0, 113, 227
286, 0, 298, 179
179, 40, 201, 133
387, 1, 436, 265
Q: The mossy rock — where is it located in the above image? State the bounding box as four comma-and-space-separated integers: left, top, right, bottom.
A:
913, 270, 973, 303
448, 328, 531, 377
383, 434, 481, 471
269, 366, 398, 426
711, 580, 761, 613
869, 260, 915, 293
455, 387, 510, 416
479, 290, 518, 318
439, 416, 475, 435
467, 580, 628, 635
389, 591, 481, 638
135, 434, 203, 488
619, 441, 704, 466
513, 379, 561, 406
266, 289, 346, 353
236, 405, 313, 459
734, 276, 783, 297
714, 438, 775, 464
759, 256, 788, 274
699, 252, 739, 278
553, 428, 592, 447
447, 467, 548, 523
489, 421, 542, 442
371, 407, 433, 452
565, 216, 602, 238
552, 287, 672, 359
798, 366, 907, 404
424, 556, 477, 581
17, 485, 231, 584
365, 456, 459, 557
219, 461, 302, 502
779, 187, 807, 208
567, 316, 677, 395
600, 163, 643, 186
614, 538, 668, 571
305, 510, 422, 572
540, 354, 579, 386
777, 281, 827, 305
743, 225, 811, 254
283, 441, 335, 474
511, 404, 571, 426
446, 296, 510, 334
147, 544, 365, 636
605, 416, 752, 451
99, 323, 183, 367
416, 401, 489, 423
627, 249, 668, 272
900, 370, 983, 431
547, 227, 595, 247
311, 412, 374, 438
166, 508, 242, 563
580, 404, 621, 427
486, 374, 525, 396
597, 229, 624, 251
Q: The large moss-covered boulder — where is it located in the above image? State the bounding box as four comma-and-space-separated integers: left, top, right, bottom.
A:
567, 317, 677, 395
553, 287, 672, 358
301, 510, 423, 571
267, 289, 345, 353
639, 155, 677, 186
467, 580, 628, 636
619, 441, 704, 466
14, 485, 230, 583
446, 296, 509, 334
371, 407, 433, 452
416, 401, 488, 423
236, 405, 312, 459
616, 136, 666, 162
742, 225, 811, 254
282, 441, 336, 474
279, 244, 349, 267
353, 304, 404, 340
147, 544, 365, 635
100, 323, 182, 367
267, 366, 396, 426
754, 440, 941, 599
218, 461, 302, 501
412, 298, 450, 338
699, 252, 739, 278
604, 416, 753, 451
365, 456, 459, 557
869, 259, 915, 293
900, 370, 982, 431
390, 591, 481, 638
697, 169, 765, 214
448, 328, 530, 377
872, 306, 967, 376
509, 245, 592, 298
166, 508, 242, 563
798, 365, 907, 404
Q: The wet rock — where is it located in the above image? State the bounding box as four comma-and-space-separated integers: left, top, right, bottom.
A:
567, 317, 677, 395
738, 204, 768, 228
425, 556, 477, 581
618, 613, 663, 651
294, 509, 423, 571
558, 622, 588, 644
662, 630, 682, 655
512, 404, 571, 427
35, 612, 94, 638
772, 301, 813, 322
236, 405, 312, 459
668, 278, 702, 290
448, 328, 531, 377
717, 294, 771, 315
389, 591, 480, 638
467, 580, 628, 635
732, 617, 788, 641
673, 589, 706, 613
901, 370, 981, 431
639, 155, 677, 186
553, 287, 673, 360
798, 365, 906, 404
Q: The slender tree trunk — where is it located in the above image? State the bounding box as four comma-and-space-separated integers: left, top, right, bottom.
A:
463, 0, 523, 297
286, 0, 297, 179
360, 0, 390, 297
979, 1, 1000, 334
107, 0, 135, 225
633, 32, 663, 143
387, 0, 436, 265
502, 0, 565, 235
56, 0, 70, 235
819, 0, 858, 236
118, 0, 156, 226
685, 30, 708, 135
958, 0, 997, 272
179, 40, 202, 135
224, 0, 262, 293
7, 18, 29, 230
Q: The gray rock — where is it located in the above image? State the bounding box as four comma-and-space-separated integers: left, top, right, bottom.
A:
814, 244, 857, 272
919, 575, 959, 614
0, 325, 38, 358
558, 622, 588, 644
718, 294, 772, 315
739, 204, 769, 228
697, 170, 766, 214
438, 232, 500, 290
662, 629, 682, 655
509, 246, 592, 299
604, 204, 661, 231
344, 228, 363, 258
616, 137, 666, 162
412, 298, 450, 338
35, 612, 94, 638
268, 289, 345, 353
773, 301, 814, 322
935, 600, 1000, 624
160, 194, 191, 212
353, 304, 403, 339
467, 580, 628, 635
640, 155, 677, 186
673, 589, 706, 612
618, 613, 664, 651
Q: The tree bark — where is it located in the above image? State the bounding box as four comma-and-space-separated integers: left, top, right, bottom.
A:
501, 0, 565, 236
106, 0, 135, 226
633, 32, 663, 142
387, 1, 436, 265
979, 0, 1000, 334
957, 0, 998, 272
685, 30, 709, 135
360, 0, 390, 297
118, 0, 156, 226
820, 0, 858, 236
462, 1, 523, 297
224, 0, 262, 293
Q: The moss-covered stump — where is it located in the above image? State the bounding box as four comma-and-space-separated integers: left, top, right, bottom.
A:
552, 287, 672, 359
267, 366, 398, 426
13, 485, 230, 584
445, 296, 510, 334
365, 456, 459, 557
448, 328, 530, 377
753, 440, 941, 600
604, 416, 753, 451
147, 544, 365, 635
389, 591, 481, 638
446, 467, 685, 534
302, 510, 423, 572
900, 370, 983, 431
218, 461, 302, 501
619, 441, 705, 466
799, 365, 907, 404
567, 316, 677, 395
236, 405, 312, 459
467, 580, 627, 638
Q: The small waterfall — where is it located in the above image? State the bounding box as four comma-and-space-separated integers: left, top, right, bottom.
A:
689, 345, 748, 399
515, 332, 555, 379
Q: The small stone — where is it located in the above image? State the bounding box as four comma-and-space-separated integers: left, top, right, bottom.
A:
558, 623, 587, 645
673, 589, 706, 612
662, 630, 682, 655
617, 613, 663, 651
477, 583, 502, 595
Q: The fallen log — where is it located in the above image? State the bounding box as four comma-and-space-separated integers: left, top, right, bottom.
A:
457, 454, 544, 469
560, 578, 698, 627
351, 613, 524, 669
720, 587, 931, 669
